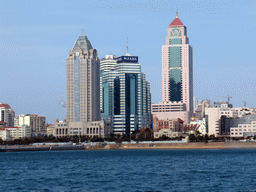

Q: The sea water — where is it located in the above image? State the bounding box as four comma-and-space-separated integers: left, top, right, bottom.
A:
1, 149, 256, 191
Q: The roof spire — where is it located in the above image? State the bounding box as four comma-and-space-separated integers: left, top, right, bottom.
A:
176, 8, 178, 18
81, 25, 85, 36
125, 37, 131, 56
126, 37, 128, 54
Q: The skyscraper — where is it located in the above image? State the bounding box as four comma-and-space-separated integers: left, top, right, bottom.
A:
162, 13, 193, 112
66, 35, 100, 122
152, 13, 193, 125
100, 53, 152, 135
59, 33, 112, 138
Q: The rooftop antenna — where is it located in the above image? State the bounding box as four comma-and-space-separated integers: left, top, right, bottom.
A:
126, 37, 129, 54
176, 8, 178, 18
81, 25, 85, 36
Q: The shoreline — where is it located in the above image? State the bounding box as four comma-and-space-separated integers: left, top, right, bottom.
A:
103, 141, 256, 150
2, 141, 256, 152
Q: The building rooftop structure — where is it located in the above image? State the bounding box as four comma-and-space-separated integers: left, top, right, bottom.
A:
169, 17, 184, 27
0, 103, 11, 108
72, 35, 93, 51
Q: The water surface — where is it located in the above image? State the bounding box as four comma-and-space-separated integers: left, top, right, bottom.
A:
1, 149, 256, 191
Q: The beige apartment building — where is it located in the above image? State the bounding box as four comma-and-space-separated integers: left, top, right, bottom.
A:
14, 114, 46, 134
53, 119, 112, 138
0, 125, 31, 141
205, 106, 255, 136
66, 35, 100, 122
60, 33, 112, 138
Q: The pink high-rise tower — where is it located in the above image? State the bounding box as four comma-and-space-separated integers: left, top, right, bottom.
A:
162, 13, 193, 113
151, 13, 193, 125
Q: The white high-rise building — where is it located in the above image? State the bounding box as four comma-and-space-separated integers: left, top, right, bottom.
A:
0, 103, 15, 127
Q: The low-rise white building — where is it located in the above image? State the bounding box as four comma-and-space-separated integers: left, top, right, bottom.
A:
154, 129, 182, 139
230, 121, 256, 137
0, 125, 31, 141
53, 119, 112, 138
189, 118, 207, 135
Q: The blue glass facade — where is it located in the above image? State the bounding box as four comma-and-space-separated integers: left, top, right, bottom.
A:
74, 55, 80, 122
100, 55, 152, 135
169, 38, 182, 45
125, 73, 138, 135
169, 47, 182, 102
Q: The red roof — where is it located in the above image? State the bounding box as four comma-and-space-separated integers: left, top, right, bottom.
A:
169, 17, 184, 27
178, 118, 184, 123
0, 103, 11, 108
0, 127, 18, 130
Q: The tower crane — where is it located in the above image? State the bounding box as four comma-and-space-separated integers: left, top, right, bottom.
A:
217, 95, 233, 104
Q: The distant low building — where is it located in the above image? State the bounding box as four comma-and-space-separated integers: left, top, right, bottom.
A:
0, 125, 31, 141
205, 105, 256, 136
152, 101, 189, 125
14, 114, 46, 135
154, 129, 182, 139
53, 119, 112, 138
230, 120, 256, 138
186, 118, 206, 135
153, 116, 184, 132
46, 124, 54, 136
194, 100, 212, 121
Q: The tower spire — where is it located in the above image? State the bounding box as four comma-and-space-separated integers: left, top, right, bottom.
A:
176, 8, 178, 18
81, 25, 85, 36
126, 37, 129, 54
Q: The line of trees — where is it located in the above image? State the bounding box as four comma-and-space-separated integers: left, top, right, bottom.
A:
0, 135, 105, 146
188, 134, 256, 143
189, 134, 227, 143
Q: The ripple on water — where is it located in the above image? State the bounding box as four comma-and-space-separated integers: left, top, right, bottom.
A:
1, 149, 256, 191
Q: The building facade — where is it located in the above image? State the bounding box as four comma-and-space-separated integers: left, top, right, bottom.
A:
162, 13, 193, 113
14, 114, 46, 134
153, 116, 184, 132
194, 100, 212, 120
61, 34, 112, 138
53, 119, 112, 138
154, 129, 182, 139
0, 103, 15, 127
0, 125, 31, 141
66, 35, 100, 122
152, 13, 193, 124
205, 105, 255, 136
100, 54, 152, 135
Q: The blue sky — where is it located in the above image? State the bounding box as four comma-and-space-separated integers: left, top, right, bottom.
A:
0, 0, 255, 123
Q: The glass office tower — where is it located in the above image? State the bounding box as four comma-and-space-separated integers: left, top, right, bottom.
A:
100, 54, 151, 135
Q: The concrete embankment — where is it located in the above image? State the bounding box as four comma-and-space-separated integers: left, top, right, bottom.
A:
0, 145, 87, 152
103, 142, 256, 150
2, 142, 256, 152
